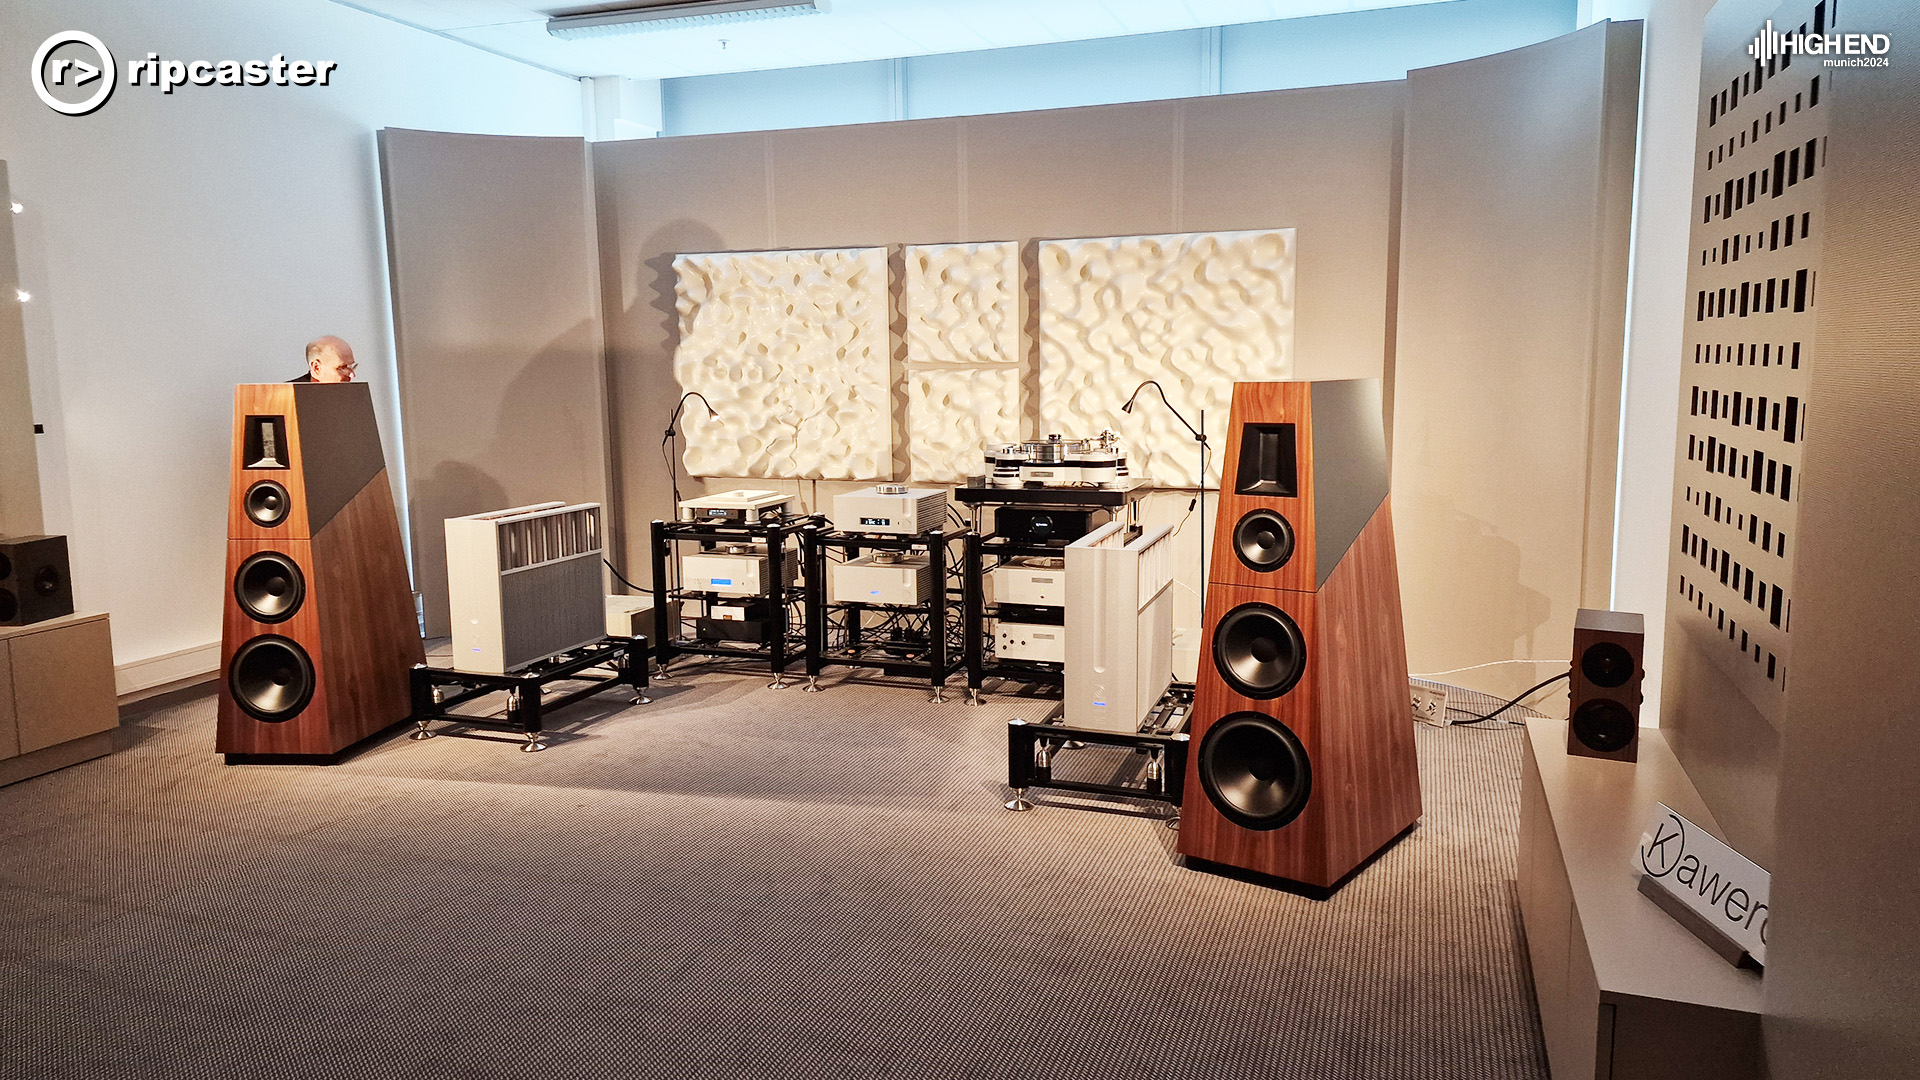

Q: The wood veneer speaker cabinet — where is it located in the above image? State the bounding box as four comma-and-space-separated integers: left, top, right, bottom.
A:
1519, 720, 1761, 1080
0, 612, 118, 787
218, 384, 423, 761
1177, 381, 1422, 893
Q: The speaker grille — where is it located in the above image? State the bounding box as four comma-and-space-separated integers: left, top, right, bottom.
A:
1232, 509, 1296, 572
1570, 698, 1636, 753
244, 480, 291, 528
229, 636, 315, 722
1198, 712, 1312, 830
235, 552, 305, 624
1580, 641, 1635, 688
1213, 603, 1307, 699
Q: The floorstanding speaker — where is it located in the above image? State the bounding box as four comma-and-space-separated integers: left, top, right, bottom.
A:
217, 383, 424, 761
1566, 608, 1644, 761
1177, 380, 1422, 894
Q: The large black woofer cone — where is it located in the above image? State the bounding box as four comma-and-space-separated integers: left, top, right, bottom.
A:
1232, 509, 1296, 572
1570, 698, 1636, 753
244, 480, 291, 528
1213, 602, 1307, 699
1580, 642, 1635, 688
235, 552, 305, 624
229, 636, 314, 722
1198, 712, 1312, 830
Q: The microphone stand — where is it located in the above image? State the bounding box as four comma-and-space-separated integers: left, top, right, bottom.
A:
664, 391, 718, 510
1121, 379, 1210, 604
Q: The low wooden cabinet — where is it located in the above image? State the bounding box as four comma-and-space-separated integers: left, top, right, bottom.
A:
0, 612, 118, 786
1518, 720, 1763, 1080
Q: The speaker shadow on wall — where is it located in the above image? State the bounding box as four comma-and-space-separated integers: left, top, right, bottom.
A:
630, 224, 727, 519
1394, 489, 1554, 700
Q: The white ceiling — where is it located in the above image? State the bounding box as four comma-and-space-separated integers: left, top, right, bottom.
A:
331, 0, 1455, 80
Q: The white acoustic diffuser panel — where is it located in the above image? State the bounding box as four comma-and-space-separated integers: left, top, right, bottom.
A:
1035, 229, 1295, 487
674, 247, 901, 480
901, 242, 1024, 483
1065, 521, 1176, 733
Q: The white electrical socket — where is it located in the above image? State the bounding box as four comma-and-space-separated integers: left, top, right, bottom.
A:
1410, 681, 1449, 726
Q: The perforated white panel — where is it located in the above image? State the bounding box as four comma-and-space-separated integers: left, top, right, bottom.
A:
674, 247, 900, 480
901, 242, 1024, 482
1672, 0, 1830, 718
1034, 230, 1295, 487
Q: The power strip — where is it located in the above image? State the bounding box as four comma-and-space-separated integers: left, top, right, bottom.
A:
1410, 681, 1450, 726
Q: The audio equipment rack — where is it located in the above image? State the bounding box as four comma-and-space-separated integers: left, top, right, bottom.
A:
650, 515, 821, 687
406, 636, 650, 752
799, 527, 966, 700
1004, 682, 1194, 816
955, 478, 1150, 704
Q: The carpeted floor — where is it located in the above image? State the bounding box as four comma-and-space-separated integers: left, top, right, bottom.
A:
0, 667, 1546, 1079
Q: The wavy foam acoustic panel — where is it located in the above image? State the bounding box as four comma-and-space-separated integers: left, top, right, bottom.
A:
674, 248, 900, 480
901, 242, 1024, 482
1035, 229, 1295, 487
906, 366, 1023, 484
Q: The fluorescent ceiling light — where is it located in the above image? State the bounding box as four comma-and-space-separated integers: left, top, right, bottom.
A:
548, 0, 829, 39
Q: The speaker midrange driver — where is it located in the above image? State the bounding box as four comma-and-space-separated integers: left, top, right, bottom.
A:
229, 635, 315, 722
244, 479, 291, 528
1198, 712, 1313, 830
234, 551, 305, 624
1232, 509, 1296, 572
1213, 602, 1307, 699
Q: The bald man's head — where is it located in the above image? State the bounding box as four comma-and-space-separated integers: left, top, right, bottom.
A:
306, 336, 357, 383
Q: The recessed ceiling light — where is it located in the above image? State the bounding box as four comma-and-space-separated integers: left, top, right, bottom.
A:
548, 0, 828, 39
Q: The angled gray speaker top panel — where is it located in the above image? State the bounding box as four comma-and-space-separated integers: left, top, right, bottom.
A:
292, 383, 387, 534
1310, 379, 1389, 587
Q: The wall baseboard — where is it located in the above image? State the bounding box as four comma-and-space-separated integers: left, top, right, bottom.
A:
116, 641, 220, 700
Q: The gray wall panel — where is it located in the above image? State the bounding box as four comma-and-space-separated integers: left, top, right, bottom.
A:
1391, 22, 1639, 702
381, 129, 608, 638
1763, 0, 1920, 1072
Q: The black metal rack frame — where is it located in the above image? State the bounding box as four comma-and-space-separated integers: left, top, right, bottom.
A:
1005, 682, 1194, 817
955, 478, 1150, 704
801, 527, 966, 700
650, 515, 822, 688
407, 636, 650, 752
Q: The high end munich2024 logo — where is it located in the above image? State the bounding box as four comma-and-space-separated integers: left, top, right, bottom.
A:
1749, 19, 1892, 68
31, 31, 339, 116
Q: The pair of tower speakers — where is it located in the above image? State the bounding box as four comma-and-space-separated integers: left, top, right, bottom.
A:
1178, 380, 1422, 894
218, 383, 422, 761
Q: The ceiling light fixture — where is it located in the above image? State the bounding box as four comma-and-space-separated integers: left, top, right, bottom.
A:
548, 0, 828, 39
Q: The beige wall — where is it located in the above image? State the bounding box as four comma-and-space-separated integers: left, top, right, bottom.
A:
0, 162, 40, 540
1391, 21, 1642, 704
1763, 0, 1920, 1070
381, 130, 610, 638
592, 84, 1408, 645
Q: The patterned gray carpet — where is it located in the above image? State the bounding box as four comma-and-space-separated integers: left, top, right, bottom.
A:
0, 669, 1546, 1079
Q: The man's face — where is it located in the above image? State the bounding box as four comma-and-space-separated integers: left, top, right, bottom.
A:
310, 348, 356, 383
